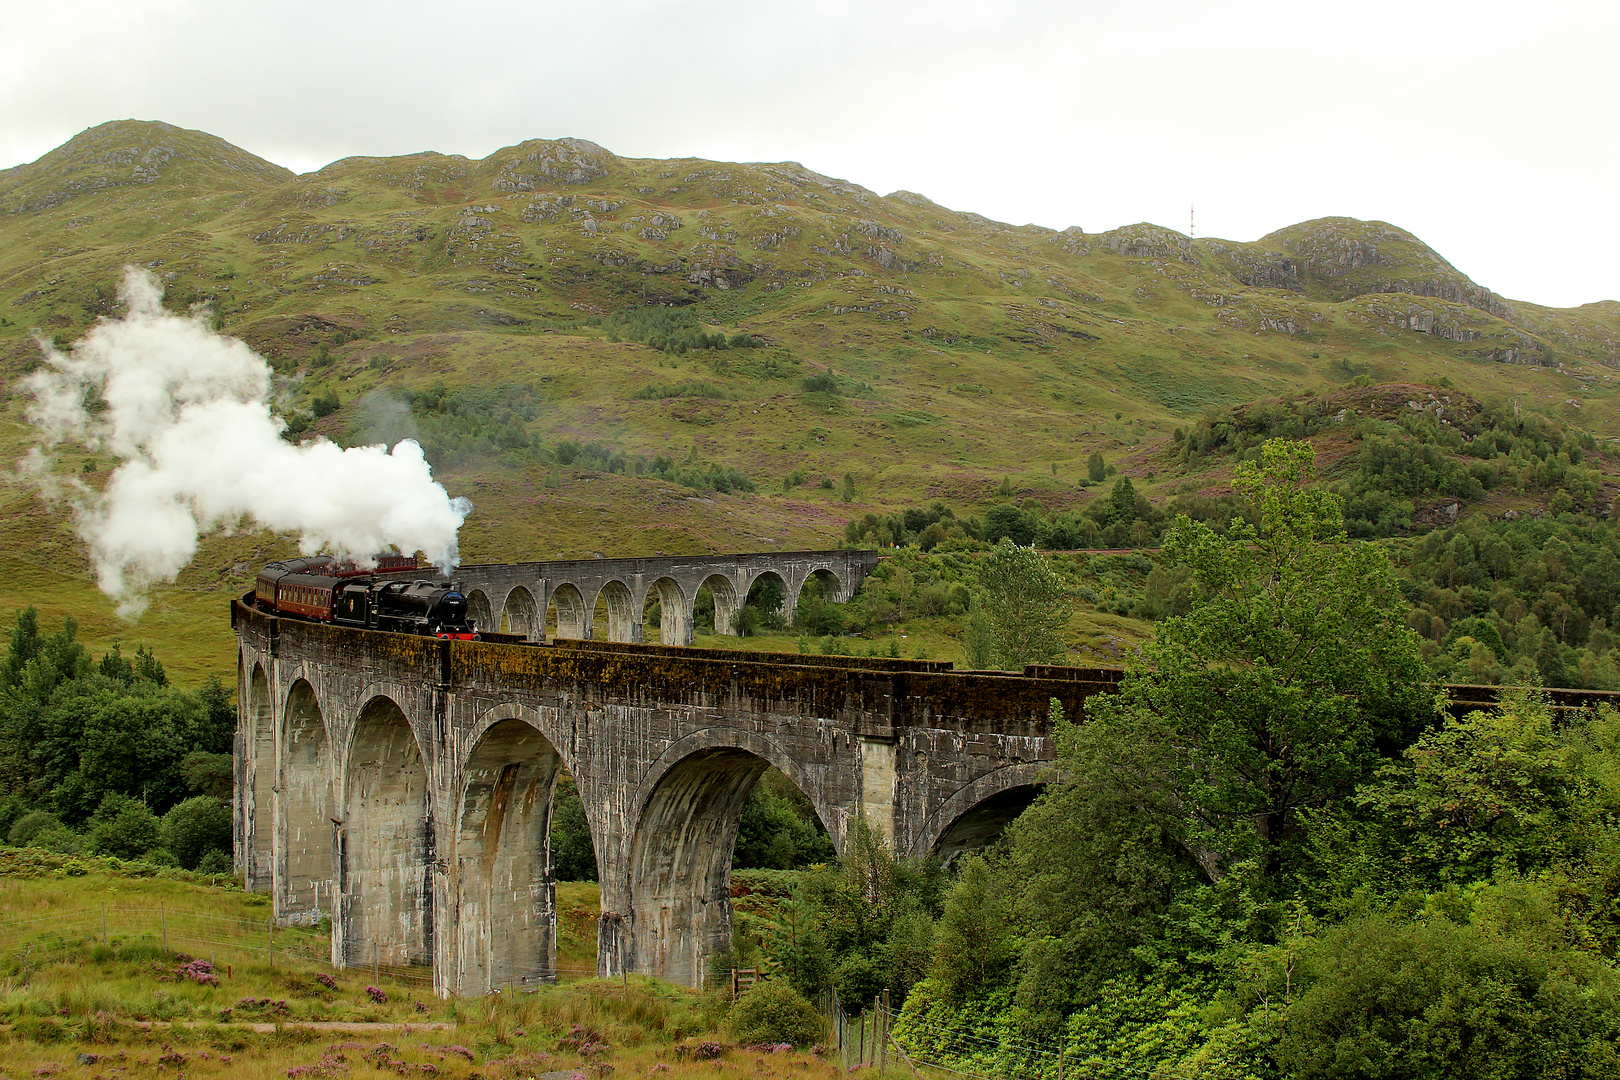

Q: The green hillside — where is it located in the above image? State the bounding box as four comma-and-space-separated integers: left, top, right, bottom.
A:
3, 119, 1619, 677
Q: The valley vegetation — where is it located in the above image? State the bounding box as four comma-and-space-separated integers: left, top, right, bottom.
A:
720, 441, 1620, 1079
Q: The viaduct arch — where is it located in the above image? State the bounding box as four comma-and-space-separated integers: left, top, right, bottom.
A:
233, 593, 1112, 996
454, 549, 883, 644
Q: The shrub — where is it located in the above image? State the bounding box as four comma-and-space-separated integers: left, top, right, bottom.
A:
8, 809, 62, 847
831, 954, 886, 1013
87, 794, 161, 859
162, 796, 233, 870
30, 824, 84, 854
729, 981, 825, 1048
196, 848, 233, 874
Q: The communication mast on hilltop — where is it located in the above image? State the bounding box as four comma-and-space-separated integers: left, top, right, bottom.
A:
1190, 204, 1196, 238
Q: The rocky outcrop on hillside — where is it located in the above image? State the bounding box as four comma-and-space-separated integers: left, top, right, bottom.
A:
0, 120, 292, 214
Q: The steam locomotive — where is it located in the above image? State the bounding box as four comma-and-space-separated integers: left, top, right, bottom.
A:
252, 555, 478, 639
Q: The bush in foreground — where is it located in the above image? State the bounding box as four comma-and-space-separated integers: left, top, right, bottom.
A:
729, 981, 825, 1048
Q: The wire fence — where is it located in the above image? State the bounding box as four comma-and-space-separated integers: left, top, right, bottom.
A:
825, 991, 1206, 1080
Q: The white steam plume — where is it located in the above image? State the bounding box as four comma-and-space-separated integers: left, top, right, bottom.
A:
21, 267, 472, 618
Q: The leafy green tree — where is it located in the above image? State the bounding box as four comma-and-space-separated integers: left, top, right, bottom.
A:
0, 607, 40, 690
78, 689, 200, 811
1088, 439, 1433, 879
961, 609, 996, 669
1356, 691, 1594, 886
976, 539, 1069, 669
1275, 912, 1620, 1080
7, 809, 62, 846
983, 505, 1036, 546
549, 773, 598, 881
1087, 452, 1106, 483
733, 770, 835, 870
161, 795, 232, 869
178, 751, 234, 798
86, 792, 160, 859
928, 856, 1015, 1001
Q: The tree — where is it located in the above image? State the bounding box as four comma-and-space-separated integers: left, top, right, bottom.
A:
976, 539, 1069, 669
1276, 912, 1620, 1080
729, 980, 826, 1047
1356, 690, 1588, 885
87, 792, 160, 859
1105, 475, 1138, 527
550, 773, 598, 881
1087, 452, 1107, 483
161, 794, 233, 869
961, 609, 996, 669
1087, 439, 1433, 880
928, 855, 1015, 1001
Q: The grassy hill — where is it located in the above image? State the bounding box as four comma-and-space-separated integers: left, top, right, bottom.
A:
3, 119, 1619, 678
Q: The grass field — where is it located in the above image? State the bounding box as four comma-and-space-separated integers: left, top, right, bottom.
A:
0, 852, 856, 1079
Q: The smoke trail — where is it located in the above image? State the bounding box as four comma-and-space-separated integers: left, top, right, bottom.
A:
20, 267, 472, 618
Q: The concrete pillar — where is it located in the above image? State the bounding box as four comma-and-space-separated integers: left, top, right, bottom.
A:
701, 575, 741, 638
340, 698, 434, 969
620, 749, 769, 986
650, 578, 694, 646
503, 586, 540, 640
551, 583, 589, 640
448, 719, 562, 995
599, 581, 640, 643
245, 664, 274, 894
859, 736, 898, 847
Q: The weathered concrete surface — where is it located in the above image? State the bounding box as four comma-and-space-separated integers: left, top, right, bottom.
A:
233, 596, 1116, 995
454, 550, 884, 644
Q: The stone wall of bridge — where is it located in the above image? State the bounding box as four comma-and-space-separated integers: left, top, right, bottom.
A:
232, 601, 1115, 996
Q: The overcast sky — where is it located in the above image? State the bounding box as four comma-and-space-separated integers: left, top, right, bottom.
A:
4, 0, 1615, 308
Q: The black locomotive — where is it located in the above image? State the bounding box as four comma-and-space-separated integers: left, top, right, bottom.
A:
253, 555, 477, 639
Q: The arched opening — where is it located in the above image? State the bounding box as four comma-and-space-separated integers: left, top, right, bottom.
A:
626, 748, 829, 985
794, 568, 847, 636
696, 574, 740, 638
465, 590, 494, 634
453, 718, 562, 994
503, 585, 539, 640
932, 784, 1044, 867
246, 664, 273, 892
737, 571, 788, 637
592, 580, 639, 643
281, 680, 334, 923
342, 697, 433, 969
549, 582, 588, 640
643, 577, 691, 646
731, 767, 837, 870
549, 769, 602, 977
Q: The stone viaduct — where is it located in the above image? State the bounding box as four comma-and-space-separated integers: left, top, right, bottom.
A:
232, 592, 1120, 997
453, 550, 886, 645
